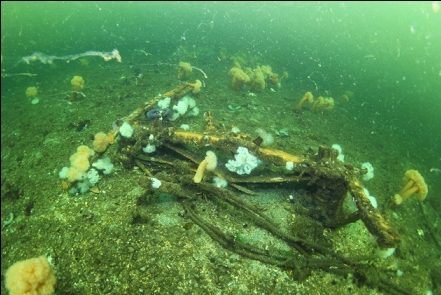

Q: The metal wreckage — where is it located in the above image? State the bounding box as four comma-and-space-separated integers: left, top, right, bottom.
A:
108, 82, 408, 294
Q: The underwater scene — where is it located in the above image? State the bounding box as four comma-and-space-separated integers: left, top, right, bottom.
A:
1, 1, 441, 294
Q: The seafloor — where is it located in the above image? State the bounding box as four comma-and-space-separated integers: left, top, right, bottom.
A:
1, 54, 440, 294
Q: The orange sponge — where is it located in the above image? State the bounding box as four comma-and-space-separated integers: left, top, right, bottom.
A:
296, 92, 313, 110
5, 256, 56, 295
93, 132, 109, 153
193, 151, 217, 183
391, 170, 428, 206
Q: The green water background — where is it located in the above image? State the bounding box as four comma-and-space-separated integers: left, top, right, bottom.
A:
2, 1, 440, 147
